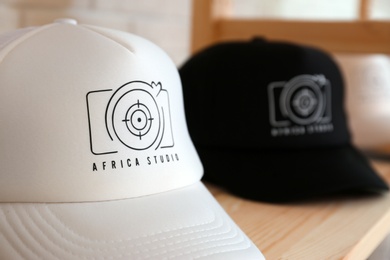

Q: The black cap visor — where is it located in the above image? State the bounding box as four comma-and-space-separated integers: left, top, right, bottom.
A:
199, 144, 389, 203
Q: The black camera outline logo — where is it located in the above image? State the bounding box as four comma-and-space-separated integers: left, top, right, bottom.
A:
86, 81, 174, 155
268, 74, 332, 127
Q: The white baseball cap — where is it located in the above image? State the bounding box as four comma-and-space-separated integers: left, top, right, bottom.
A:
0, 19, 264, 259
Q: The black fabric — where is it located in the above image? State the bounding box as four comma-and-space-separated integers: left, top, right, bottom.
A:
179, 38, 388, 203
198, 145, 388, 202
181, 39, 350, 149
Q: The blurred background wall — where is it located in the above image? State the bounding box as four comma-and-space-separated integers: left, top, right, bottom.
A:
1, 0, 389, 66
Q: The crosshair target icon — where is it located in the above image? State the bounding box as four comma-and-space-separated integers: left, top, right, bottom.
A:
112, 89, 161, 150
280, 76, 325, 125
124, 100, 154, 139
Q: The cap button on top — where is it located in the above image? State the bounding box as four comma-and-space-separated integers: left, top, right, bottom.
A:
54, 18, 78, 25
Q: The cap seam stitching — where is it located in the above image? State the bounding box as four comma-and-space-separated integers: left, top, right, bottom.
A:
0, 24, 56, 65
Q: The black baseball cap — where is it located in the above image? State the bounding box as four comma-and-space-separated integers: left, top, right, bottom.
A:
179, 38, 389, 203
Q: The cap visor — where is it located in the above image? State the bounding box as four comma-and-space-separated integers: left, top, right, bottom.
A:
199, 144, 389, 203
0, 182, 263, 260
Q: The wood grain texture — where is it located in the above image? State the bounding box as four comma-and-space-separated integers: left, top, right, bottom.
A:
207, 161, 390, 260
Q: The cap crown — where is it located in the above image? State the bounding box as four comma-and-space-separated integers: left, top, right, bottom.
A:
0, 21, 202, 202
180, 39, 351, 150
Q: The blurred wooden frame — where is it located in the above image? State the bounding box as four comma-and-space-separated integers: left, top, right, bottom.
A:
191, 0, 390, 54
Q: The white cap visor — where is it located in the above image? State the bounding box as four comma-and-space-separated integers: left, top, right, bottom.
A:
0, 182, 263, 260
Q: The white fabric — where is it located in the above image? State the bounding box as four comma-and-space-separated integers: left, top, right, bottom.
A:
0, 27, 36, 52
0, 182, 264, 260
0, 21, 201, 202
0, 20, 265, 259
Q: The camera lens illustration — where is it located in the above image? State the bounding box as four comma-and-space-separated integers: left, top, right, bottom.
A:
292, 88, 317, 116
86, 81, 174, 155
280, 75, 326, 125
268, 74, 331, 128
113, 89, 160, 150
127, 103, 151, 133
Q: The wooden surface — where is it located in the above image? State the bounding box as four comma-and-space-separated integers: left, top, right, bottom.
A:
191, 0, 390, 55
207, 159, 390, 260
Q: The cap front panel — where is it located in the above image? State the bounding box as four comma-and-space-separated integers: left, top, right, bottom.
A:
0, 23, 202, 202
181, 41, 350, 150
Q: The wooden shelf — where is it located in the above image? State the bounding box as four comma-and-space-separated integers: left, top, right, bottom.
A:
191, 0, 390, 55
207, 160, 390, 259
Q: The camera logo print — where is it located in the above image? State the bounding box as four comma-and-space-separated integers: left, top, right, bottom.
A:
268, 74, 332, 128
86, 81, 174, 155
